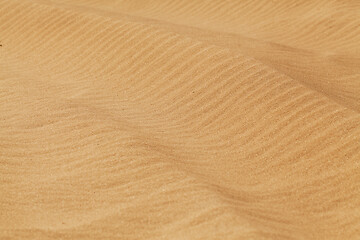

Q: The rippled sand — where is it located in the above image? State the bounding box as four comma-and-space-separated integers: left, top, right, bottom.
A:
1, 0, 360, 239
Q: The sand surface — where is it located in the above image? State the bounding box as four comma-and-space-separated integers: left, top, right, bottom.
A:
1, 0, 360, 239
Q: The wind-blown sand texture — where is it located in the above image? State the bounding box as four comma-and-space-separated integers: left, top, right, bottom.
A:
1, 0, 360, 239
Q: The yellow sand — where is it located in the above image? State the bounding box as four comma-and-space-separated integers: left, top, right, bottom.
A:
1, 0, 360, 239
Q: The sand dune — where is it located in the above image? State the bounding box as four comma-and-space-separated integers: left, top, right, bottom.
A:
1, 0, 360, 239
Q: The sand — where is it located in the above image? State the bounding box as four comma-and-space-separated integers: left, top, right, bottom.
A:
1, 0, 360, 239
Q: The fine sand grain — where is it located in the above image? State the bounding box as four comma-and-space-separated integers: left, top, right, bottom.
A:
1, 0, 360, 239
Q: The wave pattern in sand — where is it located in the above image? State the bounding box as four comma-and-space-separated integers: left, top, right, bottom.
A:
1, 0, 360, 239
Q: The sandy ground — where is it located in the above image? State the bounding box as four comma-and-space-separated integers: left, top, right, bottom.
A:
1, 0, 360, 239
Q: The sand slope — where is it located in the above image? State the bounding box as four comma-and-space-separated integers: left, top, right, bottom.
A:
1, 0, 360, 239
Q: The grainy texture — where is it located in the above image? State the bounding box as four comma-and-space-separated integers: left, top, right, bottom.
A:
1, 0, 360, 239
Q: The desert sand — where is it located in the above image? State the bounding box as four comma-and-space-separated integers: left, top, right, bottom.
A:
1, 0, 360, 239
